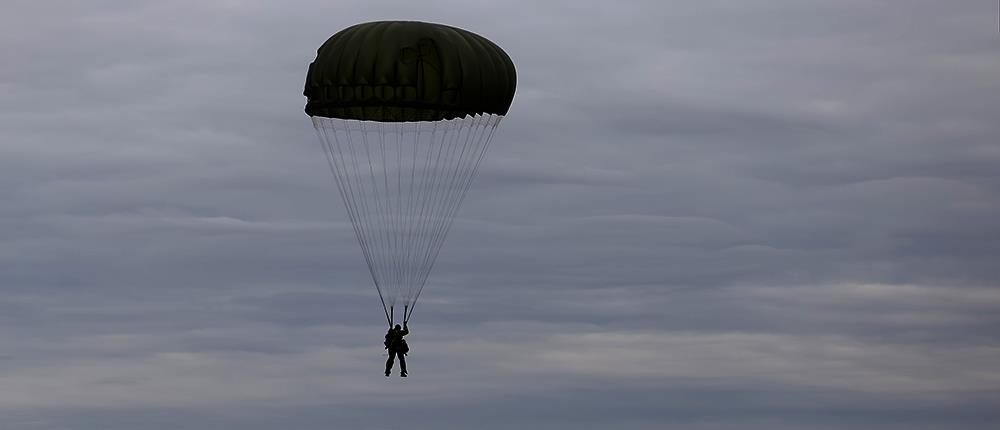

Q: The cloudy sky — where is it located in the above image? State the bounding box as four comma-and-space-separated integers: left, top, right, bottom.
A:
2, 1, 999, 428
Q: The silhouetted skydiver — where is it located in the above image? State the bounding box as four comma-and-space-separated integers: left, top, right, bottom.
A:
384, 323, 409, 377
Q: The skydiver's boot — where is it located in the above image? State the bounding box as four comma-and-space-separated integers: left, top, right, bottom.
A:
401, 371, 407, 377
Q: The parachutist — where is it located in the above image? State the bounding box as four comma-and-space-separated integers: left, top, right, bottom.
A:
384, 323, 409, 377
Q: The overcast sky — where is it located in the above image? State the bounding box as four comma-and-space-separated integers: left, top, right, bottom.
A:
2, 1, 999, 429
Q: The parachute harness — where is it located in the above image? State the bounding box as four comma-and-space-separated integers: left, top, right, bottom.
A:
313, 114, 502, 326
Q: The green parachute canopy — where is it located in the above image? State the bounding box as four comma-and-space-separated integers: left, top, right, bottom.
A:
304, 21, 516, 122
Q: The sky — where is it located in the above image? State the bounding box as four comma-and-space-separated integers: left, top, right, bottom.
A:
2, 0, 999, 429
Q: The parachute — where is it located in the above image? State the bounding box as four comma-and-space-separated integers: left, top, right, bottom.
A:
304, 21, 516, 326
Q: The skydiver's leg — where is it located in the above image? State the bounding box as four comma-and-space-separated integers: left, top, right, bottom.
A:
399, 353, 407, 376
385, 351, 395, 376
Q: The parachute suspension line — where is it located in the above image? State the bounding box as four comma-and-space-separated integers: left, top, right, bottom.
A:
342, 121, 391, 310
313, 118, 391, 326
377, 122, 402, 311
374, 122, 391, 305
401, 121, 442, 311
401, 123, 417, 308
387, 122, 406, 309
314, 114, 502, 324
393, 121, 407, 308
401, 123, 430, 312
359, 121, 389, 309
403, 116, 483, 322
384, 124, 405, 308
379, 122, 401, 311
392, 123, 408, 308
365, 121, 393, 310
408, 117, 472, 310
404, 118, 462, 309
408, 115, 502, 316
415, 116, 474, 307
407, 116, 476, 307
401, 116, 489, 322
368, 122, 398, 311
336, 121, 393, 326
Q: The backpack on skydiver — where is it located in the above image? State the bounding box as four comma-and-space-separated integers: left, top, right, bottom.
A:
384, 332, 409, 355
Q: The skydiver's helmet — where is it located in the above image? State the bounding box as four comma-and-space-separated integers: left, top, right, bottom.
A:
394, 324, 401, 331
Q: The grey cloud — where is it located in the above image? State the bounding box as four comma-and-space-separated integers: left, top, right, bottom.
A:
2, 0, 999, 429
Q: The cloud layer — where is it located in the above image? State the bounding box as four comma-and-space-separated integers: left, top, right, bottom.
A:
2, 0, 999, 429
